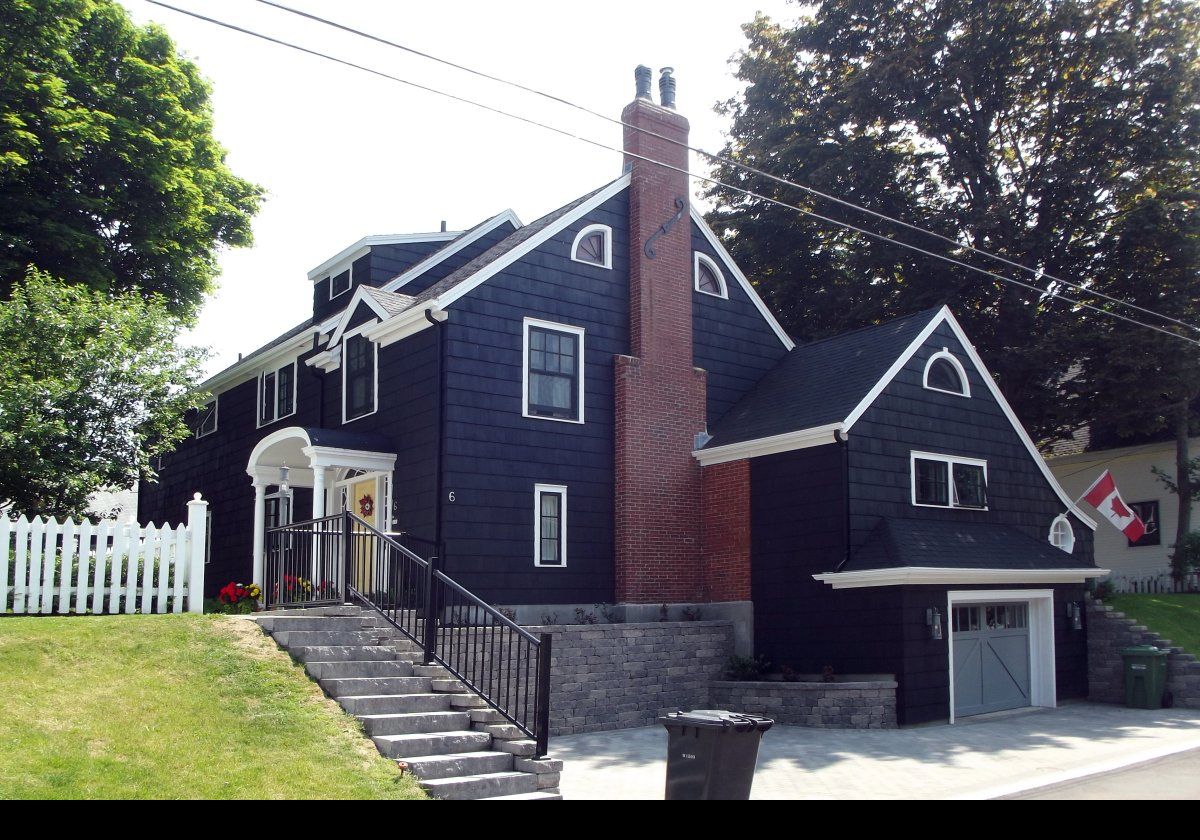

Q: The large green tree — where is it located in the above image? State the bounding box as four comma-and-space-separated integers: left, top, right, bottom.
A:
0, 0, 261, 320
0, 270, 206, 518
708, 0, 1200, 445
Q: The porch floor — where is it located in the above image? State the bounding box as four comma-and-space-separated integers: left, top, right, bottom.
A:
552, 702, 1200, 799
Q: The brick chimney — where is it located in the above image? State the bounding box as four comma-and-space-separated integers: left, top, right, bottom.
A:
614, 67, 707, 604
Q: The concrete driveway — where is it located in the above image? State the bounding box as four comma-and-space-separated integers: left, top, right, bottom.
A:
550, 703, 1200, 799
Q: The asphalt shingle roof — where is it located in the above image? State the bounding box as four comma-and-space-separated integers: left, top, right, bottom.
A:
704, 308, 941, 449
843, 518, 1094, 572
360, 286, 415, 317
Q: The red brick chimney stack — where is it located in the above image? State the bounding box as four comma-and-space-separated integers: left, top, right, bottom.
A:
614, 67, 707, 604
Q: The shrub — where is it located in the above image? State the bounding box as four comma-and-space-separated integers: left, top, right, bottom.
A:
725, 654, 770, 681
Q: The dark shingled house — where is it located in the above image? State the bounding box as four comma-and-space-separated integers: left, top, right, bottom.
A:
141, 71, 1103, 726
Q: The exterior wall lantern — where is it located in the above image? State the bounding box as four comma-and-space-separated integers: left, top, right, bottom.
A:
1066, 601, 1083, 631
926, 607, 943, 640
278, 464, 290, 494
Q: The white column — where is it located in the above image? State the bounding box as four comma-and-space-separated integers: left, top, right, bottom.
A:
312, 467, 328, 519
187, 493, 209, 614
251, 479, 267, 589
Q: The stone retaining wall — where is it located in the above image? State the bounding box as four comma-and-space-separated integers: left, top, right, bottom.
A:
1087, 598, 1200, 708
709, 677, 898, 728
532, 620, 735, 736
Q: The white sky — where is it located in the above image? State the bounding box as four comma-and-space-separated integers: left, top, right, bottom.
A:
116, 0, 799, 377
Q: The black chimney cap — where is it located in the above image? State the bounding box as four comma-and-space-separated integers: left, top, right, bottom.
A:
635, 65, 653, 100
659, 67, 676, 109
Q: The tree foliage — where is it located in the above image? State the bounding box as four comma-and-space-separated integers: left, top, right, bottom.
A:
0, 0, 262, 321
0, 270, 207, 518
708, 0, 1200, 442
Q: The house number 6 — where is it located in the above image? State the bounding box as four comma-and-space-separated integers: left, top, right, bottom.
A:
448, 491, 455, 502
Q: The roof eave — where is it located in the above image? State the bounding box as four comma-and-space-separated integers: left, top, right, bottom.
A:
813, 566, 1109, 589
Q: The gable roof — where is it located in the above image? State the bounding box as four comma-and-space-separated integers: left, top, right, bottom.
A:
703, 308, 938, 451
696, 305, 1097, 529
843, 518, 1095, 573
201, 318, 317, 393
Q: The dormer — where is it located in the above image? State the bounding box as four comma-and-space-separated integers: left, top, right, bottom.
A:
308, 231, 461, 323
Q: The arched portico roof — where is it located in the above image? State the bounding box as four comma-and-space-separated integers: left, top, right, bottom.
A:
246, 426, 396, 487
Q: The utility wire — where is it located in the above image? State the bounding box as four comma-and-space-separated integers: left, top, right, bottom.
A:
256, 0, 1200, 336
144, 0, 1200, 348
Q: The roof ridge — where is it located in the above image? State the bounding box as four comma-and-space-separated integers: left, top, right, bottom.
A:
792, 306, 943, 353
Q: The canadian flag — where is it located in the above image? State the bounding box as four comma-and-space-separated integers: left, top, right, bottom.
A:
1082, 470, 1146, 542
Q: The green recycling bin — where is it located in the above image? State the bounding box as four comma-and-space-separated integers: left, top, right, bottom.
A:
1121, 645, 1169, 709
659, 710, 773, 800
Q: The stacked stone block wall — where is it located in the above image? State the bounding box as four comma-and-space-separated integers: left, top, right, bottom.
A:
1087, 598, 1200, 708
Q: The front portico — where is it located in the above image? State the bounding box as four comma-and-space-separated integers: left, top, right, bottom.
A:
245, 426, 396, 586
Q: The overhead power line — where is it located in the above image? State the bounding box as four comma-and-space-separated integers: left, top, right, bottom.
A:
144, 0, 1200, 348
256, 0, 1200, 337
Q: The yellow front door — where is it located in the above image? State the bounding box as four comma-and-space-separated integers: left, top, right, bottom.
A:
350, 477, 377, 593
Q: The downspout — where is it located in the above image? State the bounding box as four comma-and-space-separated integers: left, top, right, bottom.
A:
424, 309, 446, 561
834, 428, 852, 572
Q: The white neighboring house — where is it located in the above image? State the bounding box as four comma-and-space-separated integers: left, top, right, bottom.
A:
86, 485, 139, 522
1049, 436, 1199, 587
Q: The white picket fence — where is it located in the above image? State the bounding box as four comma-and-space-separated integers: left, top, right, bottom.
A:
1, 493, 208, 615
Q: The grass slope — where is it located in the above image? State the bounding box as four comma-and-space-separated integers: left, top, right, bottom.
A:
1109, 594, 1200, 655
0, 614, 427, 800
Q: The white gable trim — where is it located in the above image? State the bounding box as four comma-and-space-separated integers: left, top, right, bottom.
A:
202, 329, 317, 395
326, 286, 391, 348
307, 231, 461, 282
382, 210, 523, 294
840, 305, 1096, 529
689, 207, 795, 351
430, 174, 632, 311
813, 567, 1108, 589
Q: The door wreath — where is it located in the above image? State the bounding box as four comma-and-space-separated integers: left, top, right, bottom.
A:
358, 494, 374, 518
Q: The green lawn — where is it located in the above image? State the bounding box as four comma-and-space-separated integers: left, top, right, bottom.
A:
0, 614, 427, 800
1109, 594, 1200, 656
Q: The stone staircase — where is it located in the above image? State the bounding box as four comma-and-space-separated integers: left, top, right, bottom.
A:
252, 606, 561, 800
1087, 597, 1200, 708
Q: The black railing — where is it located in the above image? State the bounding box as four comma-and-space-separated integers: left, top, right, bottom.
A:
264, 514, 345, 608
266, 512, 551, 757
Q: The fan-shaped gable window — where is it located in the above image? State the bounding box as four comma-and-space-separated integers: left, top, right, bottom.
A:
1049, 514, 1075, 553
571, 224, 611, 269
923, 349, 971, 397
694, 252, 728, 298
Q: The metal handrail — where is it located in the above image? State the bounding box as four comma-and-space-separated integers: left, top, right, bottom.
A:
271, 512, 552, 756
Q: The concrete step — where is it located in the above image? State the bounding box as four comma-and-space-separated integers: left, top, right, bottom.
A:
469, 708, 508, 725
255, 616, 367, 632
290, 645, 397, 663
319, 676, 432, 698
431, 678, 466, 693
447, 693, 489, 710
273, 630, 388, 648
373, 730, 492, 759
493, 739, 537, 757
358, 711, 472, 737
474, 723, 525, 741
305, 660, 414, 680
413, 665, 452, 678
398, 751, 513, 781
481, 790, 562, 801
420, 771, 538, 801
338, 693, 451, 716
255, 606, 360, 617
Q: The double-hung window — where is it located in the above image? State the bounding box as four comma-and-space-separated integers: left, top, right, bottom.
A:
523, 318, 584, 423
911, 452, 988, 509
258, 361, 296, 427
343, 333, 377, 422
534, 484, 567, 567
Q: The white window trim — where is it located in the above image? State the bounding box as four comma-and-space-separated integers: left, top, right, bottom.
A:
328, 265, 353, 301
533, 483, 568, 568
522, 317, 585, 425
694, 251, 729, 299
1048, 514, 1075, 553
196, 398, 218, 439
256, 359, 299, 429
341, 327, 379, 425
923, 347, 971, 398
570, 223, 612, 269
910, 451, 989, 510
946, 589, 1057, 724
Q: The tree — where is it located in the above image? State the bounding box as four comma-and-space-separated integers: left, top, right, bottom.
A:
708, 0, 1200, 444
0, 0, 262, 320
0, 269, 206, 518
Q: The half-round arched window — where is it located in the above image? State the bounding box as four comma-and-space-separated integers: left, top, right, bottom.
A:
923, 348, 970, 397
694, 252, 728, 298
1049, 514, 1075, 553
571, 224, 612, 269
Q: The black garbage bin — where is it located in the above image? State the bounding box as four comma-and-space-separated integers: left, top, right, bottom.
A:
659, 709, 773, 800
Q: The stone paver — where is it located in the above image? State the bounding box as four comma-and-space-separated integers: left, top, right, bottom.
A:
552, 703, 1200, 799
